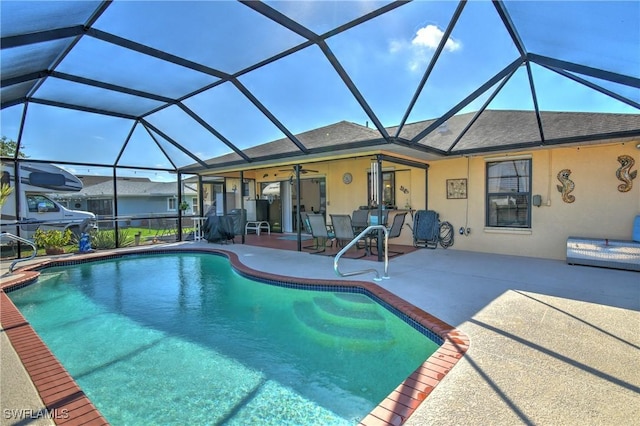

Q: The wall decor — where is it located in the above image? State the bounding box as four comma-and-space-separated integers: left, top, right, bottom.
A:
616, 154, 637, 192
342, 172, 353, 184
446, 178, 467, 199
556, 169, 575, 203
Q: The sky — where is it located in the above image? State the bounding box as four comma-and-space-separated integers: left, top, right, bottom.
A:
0, 0, 638, 179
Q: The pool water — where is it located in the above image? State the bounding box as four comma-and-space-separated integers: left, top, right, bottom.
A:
9, 253, 439, 425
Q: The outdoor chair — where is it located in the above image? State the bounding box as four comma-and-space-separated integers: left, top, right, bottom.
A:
412, 210, 440, 249
368, 210, 389, 227
154, 218, 177, 241
305, 213, 334, 253
330, 214, 367, 257
369, 212, 407, 257
363, 210, 388, 248
300, 212, 319, 249
351, 209, 369, 234
301, 212, 313, 234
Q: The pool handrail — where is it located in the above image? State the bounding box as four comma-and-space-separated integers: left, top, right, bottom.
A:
334, 224, 389, 281
1, 232, 37, 274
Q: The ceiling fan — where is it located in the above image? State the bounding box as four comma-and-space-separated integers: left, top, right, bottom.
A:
278, 165, 319, 175
279, 165, 319, 185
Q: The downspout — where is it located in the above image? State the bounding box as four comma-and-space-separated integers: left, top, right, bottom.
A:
425, 167, 429, 211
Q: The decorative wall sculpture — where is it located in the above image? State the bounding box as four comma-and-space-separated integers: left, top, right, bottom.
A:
446, 178, 467, 199
615, 154, 637, 192
556, 169, 575, 203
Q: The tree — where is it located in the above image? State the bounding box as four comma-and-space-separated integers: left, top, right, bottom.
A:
0, 179, 11, 207
0, 136, 27, 158
0, 136, 26, 207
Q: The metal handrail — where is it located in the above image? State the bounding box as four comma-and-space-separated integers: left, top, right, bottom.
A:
334, 224, 389, 281
1, 232, 37, 274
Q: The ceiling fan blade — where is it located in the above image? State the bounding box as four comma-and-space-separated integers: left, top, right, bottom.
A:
277, 166, 319, 174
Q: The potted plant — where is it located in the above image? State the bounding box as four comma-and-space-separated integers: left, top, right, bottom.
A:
33, 228, 73, 255
179, 201, 190, 212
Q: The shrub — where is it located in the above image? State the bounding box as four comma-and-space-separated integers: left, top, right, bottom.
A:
33, 228, 72, 249
91, 228, 134, 249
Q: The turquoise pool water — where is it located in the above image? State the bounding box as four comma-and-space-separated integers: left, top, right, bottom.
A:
9, 253, 439, 425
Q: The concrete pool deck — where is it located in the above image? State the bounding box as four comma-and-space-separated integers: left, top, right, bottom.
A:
1, 241, 638, 425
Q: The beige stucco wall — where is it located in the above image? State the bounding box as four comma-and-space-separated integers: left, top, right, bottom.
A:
253, 157, 425, 244
322, 158, 425, 246
428, 141, 640, 260
248, 141, 639, 260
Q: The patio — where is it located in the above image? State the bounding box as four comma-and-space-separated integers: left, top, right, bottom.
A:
201, 241, 640, 425
237, 231, 418, 260
1, 1, 638, 424
1, 241, 638, 425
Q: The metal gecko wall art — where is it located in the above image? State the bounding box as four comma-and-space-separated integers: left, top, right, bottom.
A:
556, 169, 575, 203
615, 154, 637, 192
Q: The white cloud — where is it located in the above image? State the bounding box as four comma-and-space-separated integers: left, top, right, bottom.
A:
388, 39, 406, 54
389, 24, 462, 72
411, 24, 461, 52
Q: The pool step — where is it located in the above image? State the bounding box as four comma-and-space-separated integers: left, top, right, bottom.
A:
293, 296, 395, 350
332, 292, 381, 310
311, 296, 385, 330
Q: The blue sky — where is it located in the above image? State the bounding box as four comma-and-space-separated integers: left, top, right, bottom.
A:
1, 0, 638, 177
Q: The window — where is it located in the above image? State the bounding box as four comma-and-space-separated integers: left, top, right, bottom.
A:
26, 194, 59, 213
167, 197, 177, 211
367, 171, 395, 208
87, 199, 112, 216
191, 197, 199, 215
486, 159, 531, 228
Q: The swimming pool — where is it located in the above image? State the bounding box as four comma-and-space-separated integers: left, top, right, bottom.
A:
8, 251, 445, 425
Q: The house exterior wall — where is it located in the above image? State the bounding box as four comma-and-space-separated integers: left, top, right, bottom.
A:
254, 158, 425, 246
428, 141, 640, 260
250, 141, 639, 260
322, 157, 426, 247
116, 197, 174, 216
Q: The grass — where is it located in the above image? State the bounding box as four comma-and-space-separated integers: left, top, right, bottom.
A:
125, 226, 195, 239
1, 226, 197, 259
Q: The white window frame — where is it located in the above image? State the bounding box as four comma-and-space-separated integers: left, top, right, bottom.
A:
167, 197, 177, 212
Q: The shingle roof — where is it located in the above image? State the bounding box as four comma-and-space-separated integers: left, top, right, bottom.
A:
205, 121, 382, 167
79, 179, 195, 198
199, 110, 640, 172
396, 110, 640, 153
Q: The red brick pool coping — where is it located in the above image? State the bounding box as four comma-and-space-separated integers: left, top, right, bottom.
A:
1, 247, 469, 426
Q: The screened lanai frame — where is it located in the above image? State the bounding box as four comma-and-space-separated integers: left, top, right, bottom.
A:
1, 1, 639, 250
2, 0, 638, 167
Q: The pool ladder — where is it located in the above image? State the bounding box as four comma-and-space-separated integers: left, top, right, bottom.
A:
1, 232, 37, 274
333, 225, 389, 281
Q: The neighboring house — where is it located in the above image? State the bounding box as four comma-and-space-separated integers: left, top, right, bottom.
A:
193, 110, 640, 261
53, 177, 198, 227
